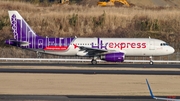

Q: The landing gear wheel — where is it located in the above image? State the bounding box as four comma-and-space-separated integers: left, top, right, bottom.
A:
149, 56, 153, 65
149, 61, 153, 65
91, 59, 97, 65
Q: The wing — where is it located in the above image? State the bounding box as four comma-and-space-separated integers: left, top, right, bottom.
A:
146, 79, 180, 101
78, 46, 108, 56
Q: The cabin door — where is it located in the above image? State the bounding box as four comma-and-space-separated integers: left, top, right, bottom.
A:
149, 40, 155, 50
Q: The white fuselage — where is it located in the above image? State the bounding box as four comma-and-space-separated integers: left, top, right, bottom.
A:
43, 38, 175, 56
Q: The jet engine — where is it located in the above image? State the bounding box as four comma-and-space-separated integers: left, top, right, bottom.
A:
100, 52, 125, 62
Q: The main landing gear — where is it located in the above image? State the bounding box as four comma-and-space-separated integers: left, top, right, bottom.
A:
149, 56, 153, 65
91, 56, 98, 65
91, 59, 97, 65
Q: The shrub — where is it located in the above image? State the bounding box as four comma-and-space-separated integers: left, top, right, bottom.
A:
69, 13, 78, 27
93, 11, 106, 28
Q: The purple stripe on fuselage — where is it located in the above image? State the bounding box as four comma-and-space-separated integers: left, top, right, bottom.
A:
33, 38, 75, 49
56, 38, 59, 46
61, 39, 64, 46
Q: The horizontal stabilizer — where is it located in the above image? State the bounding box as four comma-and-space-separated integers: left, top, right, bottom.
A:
5, 39, 29, 46
19, 41, 29, 46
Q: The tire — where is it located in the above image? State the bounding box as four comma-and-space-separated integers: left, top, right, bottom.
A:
91, 59, 97, 65
149, 61, 153, 65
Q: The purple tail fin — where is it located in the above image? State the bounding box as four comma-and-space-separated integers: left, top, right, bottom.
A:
8, 11, 38, 42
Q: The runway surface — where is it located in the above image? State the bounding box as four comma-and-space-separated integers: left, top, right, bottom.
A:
0, 63, 180, 75
1, 68, 180, 75
0, 95, 180, 101
0, 62, 180, 68
1, 63, 180, 101
2, 95, 179, 101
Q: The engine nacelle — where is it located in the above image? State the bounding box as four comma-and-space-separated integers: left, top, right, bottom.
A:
101, 52, 125, 62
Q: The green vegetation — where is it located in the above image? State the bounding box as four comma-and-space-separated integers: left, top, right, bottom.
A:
93, 11, 106, 27
69, 13, 78, 27
0, 16, 9, 30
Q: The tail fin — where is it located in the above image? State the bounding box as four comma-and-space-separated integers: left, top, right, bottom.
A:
146, 79, 155, 99
8, 11, 37, 42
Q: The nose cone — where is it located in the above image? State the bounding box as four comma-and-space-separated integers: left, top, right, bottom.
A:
168, 46, 175, 54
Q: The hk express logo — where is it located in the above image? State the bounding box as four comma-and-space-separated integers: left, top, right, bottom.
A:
11, 14, 18, 39
91, 38, 146, 50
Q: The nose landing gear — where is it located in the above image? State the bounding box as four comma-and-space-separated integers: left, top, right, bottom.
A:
149, 56, 153, 65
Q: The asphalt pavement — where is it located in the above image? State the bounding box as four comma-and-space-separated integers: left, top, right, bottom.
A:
1, 63, 180, 101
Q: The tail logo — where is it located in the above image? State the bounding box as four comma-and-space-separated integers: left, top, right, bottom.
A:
11, 14, 18, 39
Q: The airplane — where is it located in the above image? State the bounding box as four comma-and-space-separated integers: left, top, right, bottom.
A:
146, 79, 179, 101
5, 11, 175, 65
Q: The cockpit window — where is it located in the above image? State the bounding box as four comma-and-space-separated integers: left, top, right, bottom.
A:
160, 43, 169, 46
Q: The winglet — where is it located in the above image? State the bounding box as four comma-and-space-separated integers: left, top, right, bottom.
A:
146, 79, 155, 99
146, 79, 179, 101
